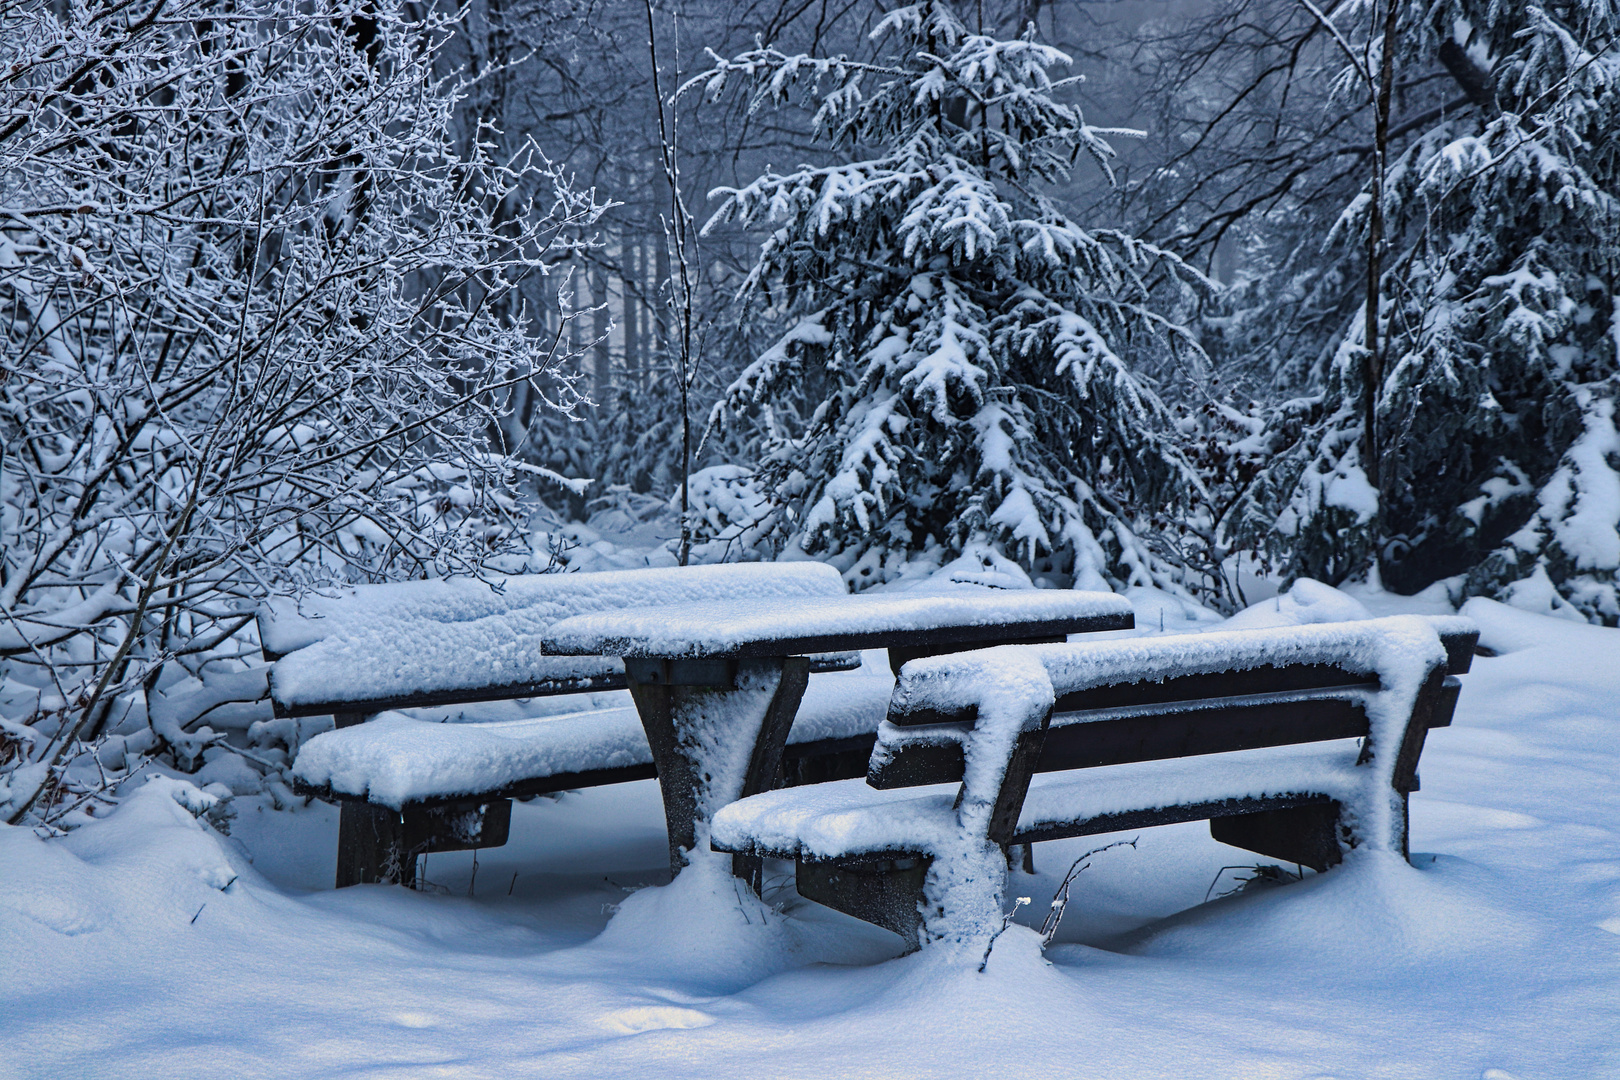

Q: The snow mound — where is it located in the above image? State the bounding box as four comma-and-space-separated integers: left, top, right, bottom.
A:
1221, 578, 1372, 630
1130, 849, 1554, 970
1460, 596, 1619, 655
905, 543, 1038, 593
1, 777, 247, 945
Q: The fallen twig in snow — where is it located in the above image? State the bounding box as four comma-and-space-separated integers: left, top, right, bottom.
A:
1041, 838, 1140, 946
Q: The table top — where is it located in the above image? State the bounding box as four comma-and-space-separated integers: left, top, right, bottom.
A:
541, 589, 1135, 659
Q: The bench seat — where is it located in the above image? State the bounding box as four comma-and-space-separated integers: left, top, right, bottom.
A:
713, 741, 1369, 862
293, 669, 897, 809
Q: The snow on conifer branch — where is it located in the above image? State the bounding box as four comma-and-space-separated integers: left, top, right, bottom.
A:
693, 0, 1213, 595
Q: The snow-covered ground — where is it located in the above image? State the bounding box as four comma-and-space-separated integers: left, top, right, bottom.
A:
4, 585, 1619, 1079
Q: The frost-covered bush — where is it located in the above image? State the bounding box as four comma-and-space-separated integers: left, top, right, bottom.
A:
674, 466, 776, 563
0, 0, 602, 825
693, 2, 1210, 593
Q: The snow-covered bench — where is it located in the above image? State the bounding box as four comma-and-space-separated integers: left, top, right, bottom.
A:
290, 666, 897, 885
711, 616, 1477, 952
258, 563, 862, 886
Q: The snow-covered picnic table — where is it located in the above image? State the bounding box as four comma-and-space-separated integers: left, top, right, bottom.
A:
540, 589, 1134, 883
270, 563, 1131, 890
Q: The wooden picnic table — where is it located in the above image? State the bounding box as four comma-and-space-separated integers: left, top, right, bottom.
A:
540, 589, 1134, 885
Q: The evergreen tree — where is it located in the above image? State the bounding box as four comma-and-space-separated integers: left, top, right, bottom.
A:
1221, 2, 1620, 619
693, 1, 1212, 594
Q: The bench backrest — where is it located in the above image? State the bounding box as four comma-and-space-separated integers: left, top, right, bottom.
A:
260, 562, 850, 716
869, 616, 1467, 842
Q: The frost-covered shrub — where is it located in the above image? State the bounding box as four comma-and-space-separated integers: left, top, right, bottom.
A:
673, 466, 778, 563
693, 2, 1210, 593
0, 0, 601, 825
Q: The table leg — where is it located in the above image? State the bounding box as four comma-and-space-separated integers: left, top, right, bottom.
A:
626, 655, 810, 883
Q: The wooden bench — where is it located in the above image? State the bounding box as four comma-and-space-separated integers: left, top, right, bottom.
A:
260, 562, 860, 887
288, 667, 897, 887
710, 615, 1477, 952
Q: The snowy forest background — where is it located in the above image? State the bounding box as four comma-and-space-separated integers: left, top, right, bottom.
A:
3, 0, 1618, 829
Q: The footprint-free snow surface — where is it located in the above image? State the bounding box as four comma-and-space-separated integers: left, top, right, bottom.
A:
3, 599, 1619, 1078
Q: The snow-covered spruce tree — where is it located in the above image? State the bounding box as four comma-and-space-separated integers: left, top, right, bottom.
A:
690, 2, 1212, 593
0, 0, 602, 826
1227, 3, 1620, 617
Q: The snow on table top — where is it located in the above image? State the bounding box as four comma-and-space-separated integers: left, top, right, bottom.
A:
264, 562, 849, 710
258, 562, 847, 657
272, 646, 624, 713
709, 741, 1367, 861
541, 589, 1133, 658
291, 668, 896, 807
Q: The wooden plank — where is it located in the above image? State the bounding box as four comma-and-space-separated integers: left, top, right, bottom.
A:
627, 656, 809, 880
795, 856, 930, 950
295, 728, 885, 811
733, 657, 811, 892
1439, 630, 1478, 675
335, 802, 407, 888
1035, 692, 1372, 772
886, 665, 1378, 728
1209, 802, 1343, 872
1053, 664, 1375, 713
274, 672, 633, 720
873, 690, 1373, 789
1011, 792, 1336, 845
1386, 667, 1450, 799
401, 799, 513, 855
987, 708, 1053, 846
1430, 675, 1462, 727
707, 611, 1133, 661
887, 634, 1067, 676
331, 709, 396, 888
779, 733, 879, 787
867, 732, 969, 789
624, 656, 738, 688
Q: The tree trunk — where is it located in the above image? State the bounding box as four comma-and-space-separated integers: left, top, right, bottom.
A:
654, 205, 671, 361
624, 239, 642, 389
592, 261, 611, 395
1363, 0, 1399, 494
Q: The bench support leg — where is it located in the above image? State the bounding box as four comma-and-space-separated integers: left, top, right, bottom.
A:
797, 857, 930, 951
1210, 802, 1343, 874
628, 655, 810, 886
336, 802, 413, 888
330, 710, 416, 889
